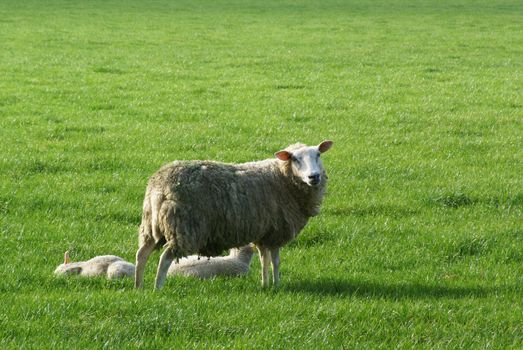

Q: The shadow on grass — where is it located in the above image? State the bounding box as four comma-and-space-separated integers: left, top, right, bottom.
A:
283, 278, 492, 300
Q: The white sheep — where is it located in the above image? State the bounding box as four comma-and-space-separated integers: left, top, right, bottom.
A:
54, 251, 134, 279
168, 244, 255, 279
54, 246, 255, 280
135, 140, 333, 290
107, 260, 136, 279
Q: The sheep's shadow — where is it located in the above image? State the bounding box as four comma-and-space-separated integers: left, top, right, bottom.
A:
283, 277, 492, 300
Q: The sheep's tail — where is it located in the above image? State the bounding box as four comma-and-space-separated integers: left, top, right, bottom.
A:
138, 192, 154, 247
138, 217, 152, 247
159, 200, 182, 258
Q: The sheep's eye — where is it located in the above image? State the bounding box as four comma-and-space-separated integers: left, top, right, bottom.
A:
292, 156, 300, 164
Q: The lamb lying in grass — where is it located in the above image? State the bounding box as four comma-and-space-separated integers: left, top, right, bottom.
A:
53, 251, 134, 279
168, 244, 255, 279
106, 260, 136, 279
54, 245, 255, 280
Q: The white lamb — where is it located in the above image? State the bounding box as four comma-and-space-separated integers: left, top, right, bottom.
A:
53, 251, 134, 279
107, 260, 136, 279
54, 246, 255, 280
168, 244, 255, 279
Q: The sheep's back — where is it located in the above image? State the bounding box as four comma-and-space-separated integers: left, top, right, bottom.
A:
107, 261, 135, 279
82, 255, 124, 276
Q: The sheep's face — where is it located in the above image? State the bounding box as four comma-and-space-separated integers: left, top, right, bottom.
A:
54, 251, 83, 275
54, 263, 83, 275
275, 140, 333, 187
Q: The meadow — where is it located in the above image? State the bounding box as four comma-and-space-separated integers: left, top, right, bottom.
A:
0, 0, 522, 348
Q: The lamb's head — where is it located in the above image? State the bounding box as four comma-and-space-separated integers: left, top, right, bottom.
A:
275, 140, 333, 187
229, 244, 256, 264
54, 251, 83, 275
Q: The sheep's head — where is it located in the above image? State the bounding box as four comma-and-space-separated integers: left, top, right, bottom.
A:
275, 140, 333, 187
54, 251, 83, 275
230, 244, 256, 263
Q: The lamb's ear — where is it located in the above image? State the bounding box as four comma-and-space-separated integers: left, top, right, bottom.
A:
64, 251, 71, 264
275, 150, 292, 161
318, 140, 333, 153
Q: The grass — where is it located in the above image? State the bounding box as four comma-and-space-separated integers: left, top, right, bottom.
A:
0, 0, 522, 348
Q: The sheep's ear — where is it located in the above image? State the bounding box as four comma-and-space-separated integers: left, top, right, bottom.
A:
318, 140, 333, 153
64, 251, 71, 264
275, 150, 292, 161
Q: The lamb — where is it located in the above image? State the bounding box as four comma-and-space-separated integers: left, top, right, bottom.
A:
107, 261, 136, 279
168, 244, 255, 279
135, 140, 333, 290
54, 246, 255, 280
54, 251, 135, 279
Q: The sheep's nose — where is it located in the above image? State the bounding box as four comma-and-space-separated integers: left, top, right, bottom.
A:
308, 173, 320, 185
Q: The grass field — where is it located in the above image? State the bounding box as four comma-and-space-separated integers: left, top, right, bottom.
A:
1, 0, 522, 348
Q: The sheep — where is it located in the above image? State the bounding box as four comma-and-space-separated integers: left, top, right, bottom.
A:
54, 251, 135, 279
107, 261, 136, 279
168, 244, 255, 279
134, 140, 333, 290
54, 245, 255, 281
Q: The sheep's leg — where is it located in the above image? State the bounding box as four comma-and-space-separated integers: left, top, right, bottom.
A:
135, 239, 156, 289
155, 248, 175, 290
270, 247, 280, 288
257, 246, 271, 288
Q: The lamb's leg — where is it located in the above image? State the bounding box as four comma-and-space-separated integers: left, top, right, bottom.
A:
270, 247, 280, 288
135, 239, 156, 289
257, 246, 271, 288
155, 248, 175, 290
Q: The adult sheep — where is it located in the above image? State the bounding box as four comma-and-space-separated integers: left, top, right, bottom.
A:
135, 140, 333, 290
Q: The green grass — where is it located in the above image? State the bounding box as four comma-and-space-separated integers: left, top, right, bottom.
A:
1, 0, 522, 348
